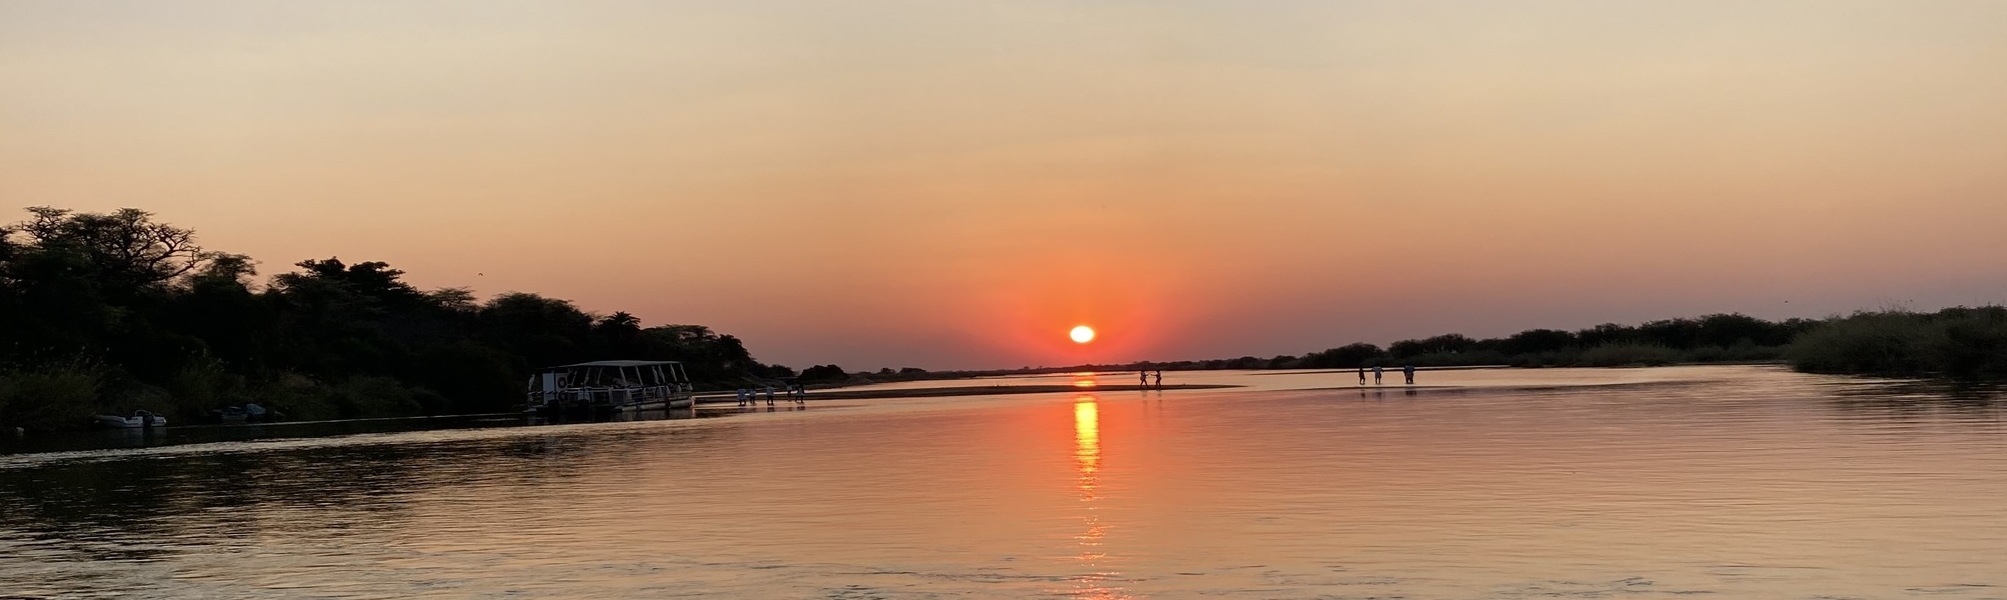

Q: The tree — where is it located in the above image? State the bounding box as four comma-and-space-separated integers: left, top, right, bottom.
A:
798, 364, 848, 383
1303, 343, 1384, 368
13, 207, 216, 290
1575, 323, 1639, 347
479, 292, 594, 368
2, 206, 802, 428
1, 207, 220, 361
274, 257, 425, 309
1498, 329, 1576, 355
1695, 313, 1782, 347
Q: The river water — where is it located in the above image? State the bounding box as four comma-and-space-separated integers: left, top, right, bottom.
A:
3, 366, 2005, 599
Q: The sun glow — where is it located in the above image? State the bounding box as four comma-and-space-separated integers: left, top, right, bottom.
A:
1069, 325, 1096, 344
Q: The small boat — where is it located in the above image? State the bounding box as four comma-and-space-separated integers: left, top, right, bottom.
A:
93, 410, 167, 429
212, 403, 271, 423
527, 360, 695, 413
93, 415, 139, 428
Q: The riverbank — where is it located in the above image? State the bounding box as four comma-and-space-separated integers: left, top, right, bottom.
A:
700, 383, 1238, 404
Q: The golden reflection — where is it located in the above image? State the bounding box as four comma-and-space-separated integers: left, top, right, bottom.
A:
1072, 372, 1098, 388
1069, 395, 1127, 599
1074, 399, 1100, 478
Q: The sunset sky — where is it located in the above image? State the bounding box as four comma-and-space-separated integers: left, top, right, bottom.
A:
4, 1, 2005, 370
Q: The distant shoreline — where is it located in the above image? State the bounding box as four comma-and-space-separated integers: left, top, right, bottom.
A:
790, 373, 1738, 404
697, 383, 1238, 404
703, 363, 1757, 404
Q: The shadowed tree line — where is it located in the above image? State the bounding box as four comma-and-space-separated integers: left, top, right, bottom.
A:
991, 310, 2007, 383
1119, 308, 2006, 379
1299, 313, 1816, 369
1, 207, 794, 430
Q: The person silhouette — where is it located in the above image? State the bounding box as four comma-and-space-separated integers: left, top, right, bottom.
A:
1403, 364, 1416, 385
1140, 370, 1149, 388
1151, 370, 1162, 389
1357, 366, 1366, 385
1373, 365, 1383, 385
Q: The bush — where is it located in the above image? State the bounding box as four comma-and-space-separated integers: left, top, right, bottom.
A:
797, 364, 848, 384
1789, 311, 1939, 375
407, 342, 519, 414
237, 373, 428, 422
321, 376, 427, 419
1394, 350, 1511, 367
251, 372, 334, 421
1303, 343, 1385, 368
163, 357, 249, 419
0, 362, 103, 431
1579, 343, 1680, 367
1930, 312, 2007, 379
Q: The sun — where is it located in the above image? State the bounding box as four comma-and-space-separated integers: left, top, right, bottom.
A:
1069, 325, 1096, 344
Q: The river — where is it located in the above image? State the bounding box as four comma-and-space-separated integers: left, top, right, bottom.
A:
3, 365, 2004, 599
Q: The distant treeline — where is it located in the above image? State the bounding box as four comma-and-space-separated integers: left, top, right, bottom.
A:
950, 309, 2007, 383
1, 207, 801, 431
8, 208, 2002, 431
1275, 313, 1811, 370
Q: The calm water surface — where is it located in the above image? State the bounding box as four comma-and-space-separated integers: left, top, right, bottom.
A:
4, 366, 2006, 599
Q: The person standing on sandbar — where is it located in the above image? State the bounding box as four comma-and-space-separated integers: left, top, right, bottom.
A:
1403, 364, 1416, 385
1373, 365, 1383, 385
1357, 366, 1366, 386
1152, 370, 1163, 389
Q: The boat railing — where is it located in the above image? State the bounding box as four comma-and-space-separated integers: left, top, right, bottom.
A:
564, 385, 685, 404
529, 381, 693, 408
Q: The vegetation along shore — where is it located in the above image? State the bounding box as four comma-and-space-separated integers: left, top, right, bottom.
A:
4, 206, 2003, 431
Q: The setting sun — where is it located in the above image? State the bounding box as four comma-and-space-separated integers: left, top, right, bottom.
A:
1069, 325, 1096, 344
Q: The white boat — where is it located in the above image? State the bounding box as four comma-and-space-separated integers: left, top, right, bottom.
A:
93, 410, 167, 429
526, 360, 695, 413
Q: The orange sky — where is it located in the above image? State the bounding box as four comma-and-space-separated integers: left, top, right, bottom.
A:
4, 1, 2005, 370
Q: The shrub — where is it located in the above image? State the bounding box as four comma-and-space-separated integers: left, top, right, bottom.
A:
321, 376, 426, 419
1788, 312, 1936, 375
1579, 343, 1680, 367
163, 357, 248, 419
0, 362, 103, 431
251, 372, 334, 421
1929, 311, 2007, 379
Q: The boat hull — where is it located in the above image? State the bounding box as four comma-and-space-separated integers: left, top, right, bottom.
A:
613, 397, 695, 411
92, 413, 166, 428
93, 415, 141, 429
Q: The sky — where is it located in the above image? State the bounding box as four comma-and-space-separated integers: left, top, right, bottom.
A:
4, 1, 2005, 370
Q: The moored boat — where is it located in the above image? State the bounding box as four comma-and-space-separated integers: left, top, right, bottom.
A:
212, 402, 273, 423
92, 410, 167, 429
526, 360, 694, 413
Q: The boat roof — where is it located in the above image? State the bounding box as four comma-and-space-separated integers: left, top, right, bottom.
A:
551, 360, 682, 368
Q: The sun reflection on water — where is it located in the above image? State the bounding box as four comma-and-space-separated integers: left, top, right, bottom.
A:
1075, 400, 1100, 479
1069, 396, 1126, 599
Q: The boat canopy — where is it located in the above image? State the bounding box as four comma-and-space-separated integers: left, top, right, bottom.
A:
545, 360, 683, 369
533, 361, 682, 371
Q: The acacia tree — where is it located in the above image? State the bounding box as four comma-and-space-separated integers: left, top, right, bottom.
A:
1, 207, 222, 359
13, 207, 216, 290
